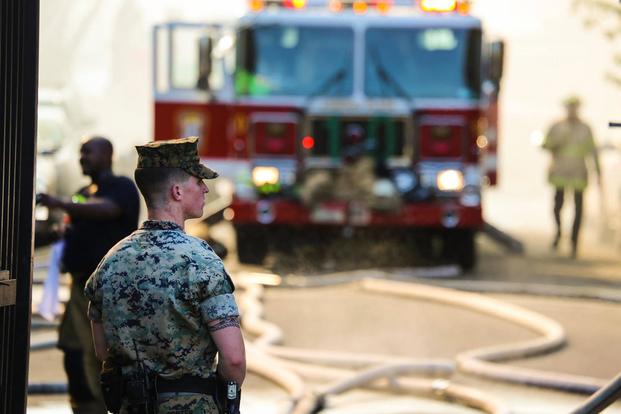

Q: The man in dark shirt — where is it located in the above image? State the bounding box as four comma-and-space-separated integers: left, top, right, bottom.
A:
39, 136, 140, 414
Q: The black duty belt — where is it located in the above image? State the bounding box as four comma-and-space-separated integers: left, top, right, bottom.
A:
156, 375, 218, 395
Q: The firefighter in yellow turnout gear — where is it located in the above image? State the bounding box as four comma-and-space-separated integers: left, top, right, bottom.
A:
543, 96, 601, 258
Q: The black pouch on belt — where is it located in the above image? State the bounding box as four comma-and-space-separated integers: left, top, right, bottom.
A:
100, 361, 124, 414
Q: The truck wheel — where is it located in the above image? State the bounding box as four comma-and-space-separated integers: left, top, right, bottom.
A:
411, 230, 440, 265
443, 229, 477, 271
457, 229, 476, 271
235, 225, 268, 265
270, 225, 297, 254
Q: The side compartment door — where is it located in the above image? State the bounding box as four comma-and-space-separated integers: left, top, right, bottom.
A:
153, 22, 235, 158
480, 39, 504, 186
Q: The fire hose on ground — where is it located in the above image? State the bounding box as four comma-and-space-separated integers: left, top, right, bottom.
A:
280, 360, 511, 414
360, 278, 607, 394
28, 270, 619, 413
236, 273, 512, 414
236, 271, 620, 413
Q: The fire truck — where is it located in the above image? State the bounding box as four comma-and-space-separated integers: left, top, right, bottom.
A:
152, 0, 504, 270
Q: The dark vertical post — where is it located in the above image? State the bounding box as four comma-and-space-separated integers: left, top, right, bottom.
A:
0, 0, 40, 413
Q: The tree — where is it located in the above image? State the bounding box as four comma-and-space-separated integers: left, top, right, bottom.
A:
573, 0, 621, 85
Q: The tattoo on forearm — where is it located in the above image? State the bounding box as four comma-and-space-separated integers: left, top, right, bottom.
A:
208, 316, 240, 332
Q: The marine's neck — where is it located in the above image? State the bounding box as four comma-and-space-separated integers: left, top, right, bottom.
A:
147, 207, 185, 231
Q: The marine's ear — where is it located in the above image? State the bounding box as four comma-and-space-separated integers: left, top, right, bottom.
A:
170, 182, 183, 201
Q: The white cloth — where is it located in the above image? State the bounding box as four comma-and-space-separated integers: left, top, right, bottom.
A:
38, 240, 64, 322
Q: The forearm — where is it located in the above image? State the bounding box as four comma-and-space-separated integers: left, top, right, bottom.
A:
91, 321, 109, 362
208, 317, 246, 385
217, 353, 246, 385
62, 198, 121, 220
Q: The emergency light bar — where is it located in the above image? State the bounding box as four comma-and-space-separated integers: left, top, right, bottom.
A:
419, 0, 470, 13
249, 0, 307, 10
249, 0, 470, 13
249, 0, 392, 12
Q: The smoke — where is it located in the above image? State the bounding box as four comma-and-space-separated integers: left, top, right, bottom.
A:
39, 0, 246, 160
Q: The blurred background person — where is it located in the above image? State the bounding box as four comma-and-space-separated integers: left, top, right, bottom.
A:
543, 96, 601, 259
38, 135, 140, 414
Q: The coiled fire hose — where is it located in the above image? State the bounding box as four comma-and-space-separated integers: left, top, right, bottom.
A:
30, 270, 614, 413
236, 271, 619, 413
236, 273, 511, 414
359, 278, 607, 394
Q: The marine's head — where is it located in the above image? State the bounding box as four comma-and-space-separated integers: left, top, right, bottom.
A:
134, 137, 218, 219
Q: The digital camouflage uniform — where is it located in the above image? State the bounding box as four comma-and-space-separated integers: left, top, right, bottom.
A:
84, 137, 238, 414
84, 220, 238, 413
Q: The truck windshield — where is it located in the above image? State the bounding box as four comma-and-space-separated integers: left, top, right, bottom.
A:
365, 27, 481, 99
236, 25, 354, 97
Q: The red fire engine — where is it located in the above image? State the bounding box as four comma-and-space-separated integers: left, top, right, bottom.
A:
153, 0, 504, 270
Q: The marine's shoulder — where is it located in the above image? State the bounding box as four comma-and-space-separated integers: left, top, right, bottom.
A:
184, 234, 222, 262
169, 230, 203, 247
98, 230, 152, 264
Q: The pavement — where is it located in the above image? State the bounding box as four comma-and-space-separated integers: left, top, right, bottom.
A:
26, 217, 621, 414
30, 284, 621, 414
261, 286, 621, 413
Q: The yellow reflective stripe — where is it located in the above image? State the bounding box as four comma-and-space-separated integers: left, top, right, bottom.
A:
549, 176, 587, 190
559, 144, 592, 157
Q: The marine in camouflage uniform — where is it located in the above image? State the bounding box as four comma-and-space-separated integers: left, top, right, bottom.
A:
543, 96, 601, 258
85, 137, 245, 413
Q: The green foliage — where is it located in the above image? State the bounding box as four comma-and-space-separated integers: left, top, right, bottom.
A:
573, 0, 621, 85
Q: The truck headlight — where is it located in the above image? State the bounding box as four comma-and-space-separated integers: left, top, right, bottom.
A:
252, 166, 279, 187
437, 169, 464, 192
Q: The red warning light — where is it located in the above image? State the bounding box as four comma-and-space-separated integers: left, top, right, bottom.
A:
302, 136, 315, 149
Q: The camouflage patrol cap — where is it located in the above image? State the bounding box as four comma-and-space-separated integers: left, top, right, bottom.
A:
135, 137, 218, 179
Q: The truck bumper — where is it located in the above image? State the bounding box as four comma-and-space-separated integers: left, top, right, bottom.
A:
230, 199, 482, 229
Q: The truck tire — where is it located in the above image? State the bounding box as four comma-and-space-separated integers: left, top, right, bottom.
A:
443, 229, 477, 271
457, 229, 476, 271
235, 225, 268, 265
